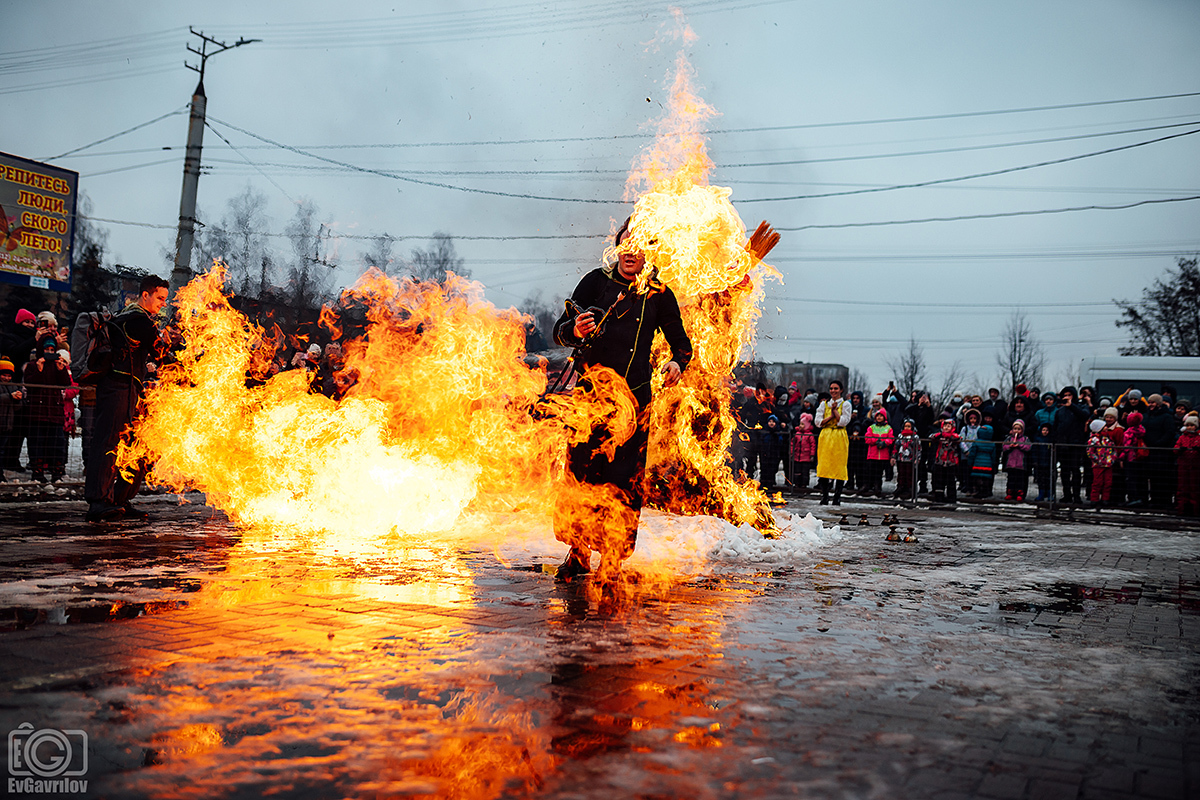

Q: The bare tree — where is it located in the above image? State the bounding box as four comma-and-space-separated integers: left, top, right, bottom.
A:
931, 360, 971, 413
284, 199, 335, 311
519, 290, 562, 351
205, 185, 273, 297
408, 233, 468, 284
884, 336, 928, 398
1116, 257, 1200, 356
996, 310, 1046, 394
360, 234, 398, 275
69, 192, 116, 314
847, 367, 872, 396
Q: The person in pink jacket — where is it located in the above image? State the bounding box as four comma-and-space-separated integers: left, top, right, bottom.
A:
1001, 419, 1033, 502
1122, 411, 1149, 507
864, 408, 894, 497
789, 412, 817, 494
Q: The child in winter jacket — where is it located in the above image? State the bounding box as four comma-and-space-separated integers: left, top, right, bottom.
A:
892, 419, 921, 500
1031, 423, 1055, 501
1175, 414, 1200, 516
959, 408, 981, 493
864, 409, 894, 496
1087, 418, 1118, 508
1123, 411, 1149, 507
789, 412, 816, 493
930, 418, 960, 503
970, 422, 996, 498
0, 359, 25, 479
1100, 407, 1126, 505
1001, 419, 1032, 502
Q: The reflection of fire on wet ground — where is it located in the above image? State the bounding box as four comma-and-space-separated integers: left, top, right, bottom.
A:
79, 517, 764, 799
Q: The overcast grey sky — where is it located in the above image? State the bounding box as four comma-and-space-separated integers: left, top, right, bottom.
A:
5, 0, 1200, 391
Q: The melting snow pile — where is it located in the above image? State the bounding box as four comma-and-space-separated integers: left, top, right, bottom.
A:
630, 509, 840, 573
475, 508, 840, 575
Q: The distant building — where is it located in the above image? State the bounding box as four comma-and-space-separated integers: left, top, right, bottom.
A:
736, 361, 849, 393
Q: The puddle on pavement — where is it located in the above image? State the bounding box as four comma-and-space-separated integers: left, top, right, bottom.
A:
3, 505, 1192, 798
997, 580, 1200, 615
0, 512, 778, 799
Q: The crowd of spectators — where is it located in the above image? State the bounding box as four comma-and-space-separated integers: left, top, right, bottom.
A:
1, 309, 76, 482
0, 300, 357, 488
731, 379, 1200, 517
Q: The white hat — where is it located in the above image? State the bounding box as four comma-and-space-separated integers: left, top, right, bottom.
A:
1089, 419, 1105, 433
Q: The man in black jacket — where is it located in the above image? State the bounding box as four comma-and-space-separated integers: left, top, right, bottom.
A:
1052, 386, 1091, 504
551, 218, 693, 581
1142, 392, 1178, 508
84, 275, 168, 522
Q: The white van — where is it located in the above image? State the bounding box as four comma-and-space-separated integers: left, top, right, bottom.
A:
1079, 356, 1200, 407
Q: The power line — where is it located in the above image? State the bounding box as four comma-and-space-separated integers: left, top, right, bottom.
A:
188, 91, 1200, 152
203, 120, 296, 205
82, 158, 180, 178
720, 119, 1200, 170
84, 216, 606, 241
0, 63, 180, 97
769, 297, 1114, 308
205, 116, 625, 204
181, 118, 1200, 177
207, 115, 1200, 206
778, 195, 1200, 231
738, 126, 1200, 203
42, 107, 188, 161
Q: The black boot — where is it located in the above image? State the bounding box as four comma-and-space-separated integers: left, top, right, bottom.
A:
832, 480, 844, 506
555, 547, 591, 581
819, 479, 829, 505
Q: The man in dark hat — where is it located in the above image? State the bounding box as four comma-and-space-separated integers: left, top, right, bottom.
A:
1052, 386, 1091, 505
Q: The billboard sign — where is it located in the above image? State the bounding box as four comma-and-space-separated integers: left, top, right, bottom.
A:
0, 151, 78, 293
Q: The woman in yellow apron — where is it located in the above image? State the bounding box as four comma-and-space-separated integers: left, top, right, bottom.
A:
815, 379, 852, 505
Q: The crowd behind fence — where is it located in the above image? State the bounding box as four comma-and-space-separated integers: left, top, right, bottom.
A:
730, 381, 1200, 518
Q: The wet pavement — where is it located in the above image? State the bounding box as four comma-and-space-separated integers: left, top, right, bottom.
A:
0, 494, 1197, 799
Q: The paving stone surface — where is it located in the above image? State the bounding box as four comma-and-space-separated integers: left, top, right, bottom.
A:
0, 495, 1196, 799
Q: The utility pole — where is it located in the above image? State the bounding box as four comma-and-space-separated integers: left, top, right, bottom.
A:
169, 27, 260, 296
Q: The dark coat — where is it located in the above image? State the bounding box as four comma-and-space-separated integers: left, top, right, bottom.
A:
904, 400, 936, 438
1143, 406, 1178, 450
553, 267, 692, 407
1052, 402, 1091, 445
1001, 399, 1036, 437
2, 324, 38, 366
22, 358, 68, 424
0, 381, 22, 432
107, 304, 161, 391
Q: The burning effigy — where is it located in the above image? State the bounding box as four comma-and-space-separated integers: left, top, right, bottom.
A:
117, 22, 815, 589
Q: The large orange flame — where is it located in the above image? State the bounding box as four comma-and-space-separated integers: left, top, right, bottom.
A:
119, 17, 782, 575
614, 14, 781, 532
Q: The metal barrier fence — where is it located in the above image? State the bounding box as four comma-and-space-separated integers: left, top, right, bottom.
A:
749, 435, 1196, 514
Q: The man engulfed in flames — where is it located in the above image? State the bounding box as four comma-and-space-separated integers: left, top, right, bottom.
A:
551, 216, 777, 583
